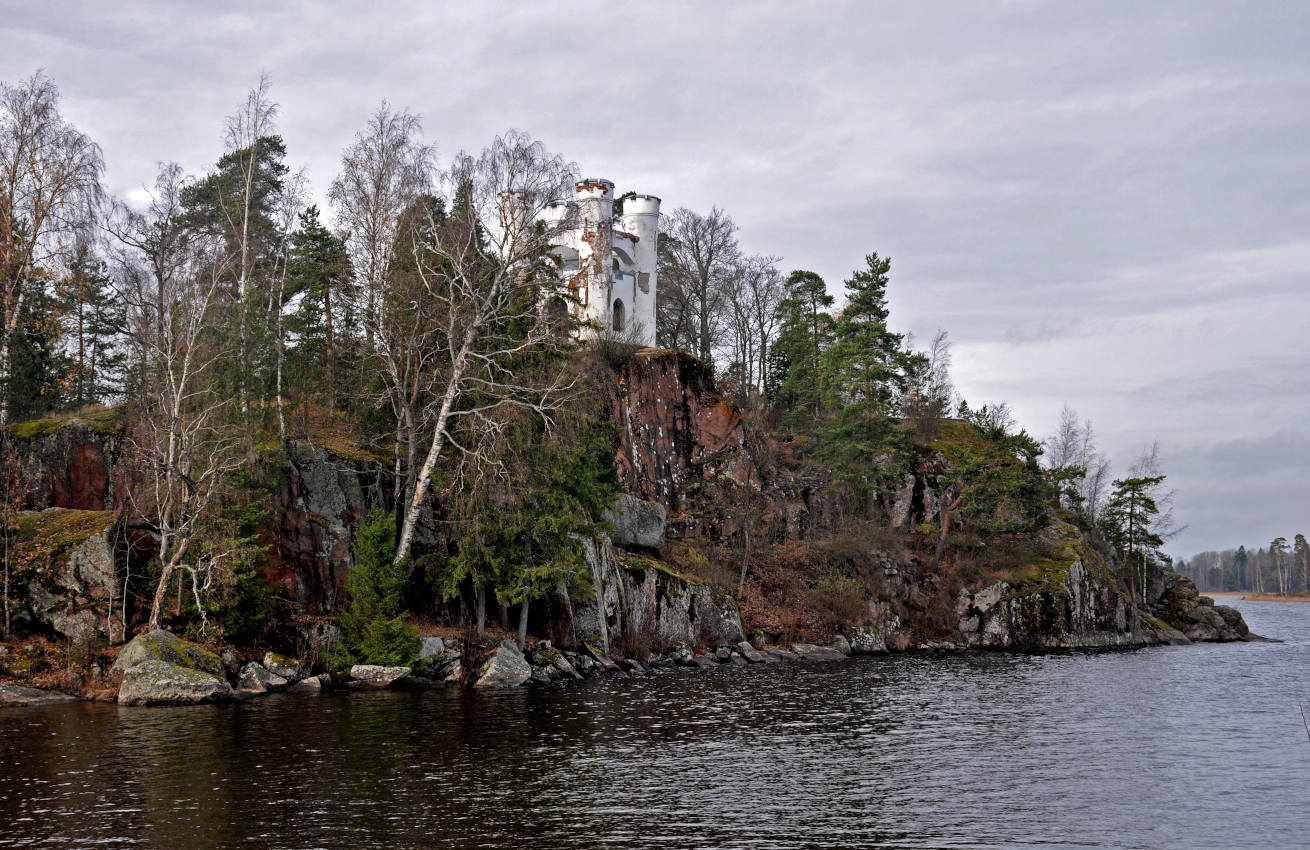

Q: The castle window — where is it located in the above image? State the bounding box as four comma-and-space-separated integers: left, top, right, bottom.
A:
612, 299, 625, 332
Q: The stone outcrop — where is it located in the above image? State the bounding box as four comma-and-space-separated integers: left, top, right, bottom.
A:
608, 351, 753, 514
603, 494, 667, 555
0, 683, 80, 706
569, 536, 745, 656
955, 520, 1250, 650
272, 444, 371, 611
8, 418, 123, 513
12, 508, 124, 642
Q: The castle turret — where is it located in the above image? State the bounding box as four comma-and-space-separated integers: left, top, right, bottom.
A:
575, 179, 614, 331
621, 194, 661, 346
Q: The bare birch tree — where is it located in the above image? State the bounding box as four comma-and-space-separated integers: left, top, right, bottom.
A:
0, 72, 103, 422
390, 130, 577, 567
329, 102, 435, 342
1044, 404, 1112, 521
114, 163, 241, 632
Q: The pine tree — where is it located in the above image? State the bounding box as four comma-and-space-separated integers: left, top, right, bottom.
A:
55, 244, 124, 406
765, 269, 833, 421
285, 205, 352, 418
1100, 475, 1166, 608
813, 253, 914, 510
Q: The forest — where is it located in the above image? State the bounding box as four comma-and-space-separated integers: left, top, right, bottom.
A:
1177, 538, 1310, 596
0, 71, 1198, 666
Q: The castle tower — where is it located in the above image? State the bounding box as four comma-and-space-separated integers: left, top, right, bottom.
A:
575, 178, 614, 331
621, 194, 661, 347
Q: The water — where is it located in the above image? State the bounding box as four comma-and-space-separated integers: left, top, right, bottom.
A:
2, 597, 1307, 849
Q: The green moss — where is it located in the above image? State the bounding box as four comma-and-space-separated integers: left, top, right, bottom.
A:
617, 553, 704, 587
13, 509, 118, 571
7, 406, 125, 440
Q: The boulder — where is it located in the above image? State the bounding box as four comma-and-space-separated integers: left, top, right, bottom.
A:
735, 641, 768, 663
602, 495, 667, 555
792, 643, 847, 661
417, 636, 446, 658
530, 645, 582, 681
585, 645, 622, 674
237, 662, 287, 693
287, 674, 330, 694
427, 651, 463, 682
473, 640, 531, 688
0, 683, 80, 707
263, 652, 309, 683
667, 643, 695, 666
118, 659, 233, 706
766, 646, 799, 661
1214, 605, 1249, 638
830, 635, 852, 656
348, 665, 412, 689
849, 628, 888, 655
690, 654, 718, 669
112, 631, 225, 679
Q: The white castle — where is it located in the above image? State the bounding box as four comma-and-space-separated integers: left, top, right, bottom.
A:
538, 178, 661, 347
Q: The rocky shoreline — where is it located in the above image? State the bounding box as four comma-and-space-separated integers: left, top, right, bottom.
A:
1, 608, 1262, 708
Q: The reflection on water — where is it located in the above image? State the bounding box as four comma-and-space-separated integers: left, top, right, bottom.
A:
2, 598, 1308, 849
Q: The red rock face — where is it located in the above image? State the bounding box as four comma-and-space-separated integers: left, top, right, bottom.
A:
611, 350, 752, 509
11, 424, 118, 512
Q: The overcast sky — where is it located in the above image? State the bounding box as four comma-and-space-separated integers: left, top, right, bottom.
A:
6, 1, 1307, 556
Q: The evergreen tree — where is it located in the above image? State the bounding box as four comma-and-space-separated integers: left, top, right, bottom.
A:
819, 253, 906, 418
285, 205, 352, 418
813, 253, 914, 509
181, 133, 289, 427
1100, 475, 1166, 606
765, 269, 833, 420
330, 509, 420, 669
431, 411, 619, 647
55, 243, 124, 406
4, 280, 65, 421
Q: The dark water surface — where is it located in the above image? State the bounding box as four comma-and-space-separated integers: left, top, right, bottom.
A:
2, 597, 1308, 849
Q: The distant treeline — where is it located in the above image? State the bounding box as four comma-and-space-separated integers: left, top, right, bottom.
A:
1178, 536, 1309, 595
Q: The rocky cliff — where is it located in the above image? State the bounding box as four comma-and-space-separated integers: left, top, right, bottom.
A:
0, 352, 1253, 663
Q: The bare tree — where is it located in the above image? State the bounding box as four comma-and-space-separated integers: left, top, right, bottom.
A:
329, 102, 435, 344
390, 130, 578, 567
903, 328, 956, 439
1129, 440, 1184, 542
722, 254, 783, 395
0, 71, 103, 422
658, 207, 741, 367
1043, 404, 1112, 521
114, 163, 241, 632
270, 168, 307, 442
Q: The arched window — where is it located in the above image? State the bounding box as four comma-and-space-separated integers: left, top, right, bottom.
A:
547, 296, 570, 338
612, 298, 625, 332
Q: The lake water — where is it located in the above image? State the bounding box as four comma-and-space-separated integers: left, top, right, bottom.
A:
2, 597, 1307, 849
